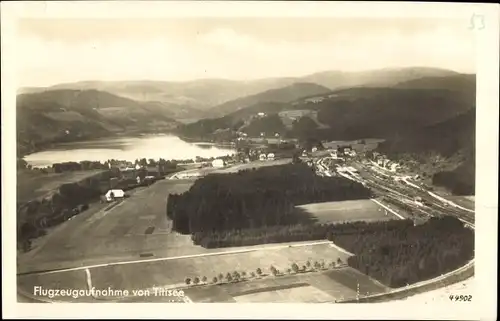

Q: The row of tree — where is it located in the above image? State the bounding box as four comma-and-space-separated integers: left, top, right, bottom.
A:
166, 163, 372, 234
184, 259, 346, 286
328, 216, 474, 288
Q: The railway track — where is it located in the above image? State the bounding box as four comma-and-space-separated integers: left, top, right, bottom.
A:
318, 157, 475, 226
317, 157, 475, 303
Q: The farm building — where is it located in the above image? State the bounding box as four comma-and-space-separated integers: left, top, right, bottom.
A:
212, 159, 226, 168
267, 153, 275, 161
105, 189, 125, 202
259, 154, 267, 161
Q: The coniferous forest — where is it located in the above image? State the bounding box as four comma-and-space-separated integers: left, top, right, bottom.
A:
166, 163, 372, 234
328, 216, 474, 288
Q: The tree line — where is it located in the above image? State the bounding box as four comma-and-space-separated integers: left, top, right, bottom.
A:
18, 157, 182, 173
189, 219, 413, 248
166, 163, 372, 234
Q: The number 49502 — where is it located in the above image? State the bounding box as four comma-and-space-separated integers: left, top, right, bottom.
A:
449, 295, 472, 302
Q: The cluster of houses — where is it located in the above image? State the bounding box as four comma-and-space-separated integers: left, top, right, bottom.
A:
327, 146, 357, 160
258, 153, 275, 161
371, 152, 401, 172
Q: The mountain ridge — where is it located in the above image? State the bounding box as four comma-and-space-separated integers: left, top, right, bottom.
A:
177, 73, 476, 142
18, 67, 462, 116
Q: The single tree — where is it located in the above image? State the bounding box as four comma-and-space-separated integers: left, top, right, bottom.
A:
320, 261, 326, 269
302, 265, 307, 272
202, 276, 207, 283
185, 278, 191, 285
270, 265, 277, 274
256, 268, 262, 276
241, 271, 247, 278
329, 261, 335, 269
306, 260, 311, 268
250, 272, 256, 278
226, 272, 233, 282
287, 268, 292, 274
314, 261, 320, 270
291, 263, 299, 273
193, 277, 200, 285
219, 273, 224, 280
212, 276, 218, 284
233, 271, 241, 281
337, 258, 343, 265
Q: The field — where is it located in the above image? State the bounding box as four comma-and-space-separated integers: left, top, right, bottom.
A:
296, 199, 397, 223
212, 158, 292, 174
17, 169, 106, 204
324, 139, 385, 153
18, 262, 389, 303
17, 179, 198, 273
45, 111, 86, 122
170, 167, 218, 179
97, 107, 134, 117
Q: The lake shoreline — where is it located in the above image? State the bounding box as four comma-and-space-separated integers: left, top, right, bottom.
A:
18, 128, 180, 158
22, 134, 237, 168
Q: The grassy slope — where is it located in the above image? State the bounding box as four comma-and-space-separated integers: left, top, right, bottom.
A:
208, 82, 332, 117
178, 74, 476, 143
16, 89, 180, 156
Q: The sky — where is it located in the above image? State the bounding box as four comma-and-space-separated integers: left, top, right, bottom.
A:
16, 17, 476, 87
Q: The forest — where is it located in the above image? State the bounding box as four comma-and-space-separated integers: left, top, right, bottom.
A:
329, 216, 474, 288
166, 163, 372, 234
190, 219, 413, 248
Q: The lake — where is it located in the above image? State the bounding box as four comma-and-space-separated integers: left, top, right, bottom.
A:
23, 135, 237, 167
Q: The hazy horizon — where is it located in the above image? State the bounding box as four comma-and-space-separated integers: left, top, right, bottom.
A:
17, 17, 476, 88
19, 66, 473, 89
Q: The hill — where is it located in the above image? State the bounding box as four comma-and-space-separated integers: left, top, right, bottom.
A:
377, 108, 476, 195
18, 78, 299, 114
208, 82, 332, 117
301, 67, 459, 91
16, 89, 179, 156
312, 86, 474, 140
177, 73, 476, 143
19, 67, 458, 116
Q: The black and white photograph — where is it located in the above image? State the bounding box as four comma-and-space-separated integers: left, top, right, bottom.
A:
2, 1, 498, 319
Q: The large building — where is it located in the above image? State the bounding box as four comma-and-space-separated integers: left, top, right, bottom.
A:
104, 189, 125, 202
212, 159, 226, 168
